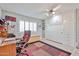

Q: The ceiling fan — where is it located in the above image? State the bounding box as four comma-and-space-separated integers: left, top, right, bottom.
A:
44, 5, 62, 16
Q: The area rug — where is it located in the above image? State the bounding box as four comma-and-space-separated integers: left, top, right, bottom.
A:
24, 41, 71, 56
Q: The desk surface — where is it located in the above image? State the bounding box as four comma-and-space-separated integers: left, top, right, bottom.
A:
0, 37, 21, 47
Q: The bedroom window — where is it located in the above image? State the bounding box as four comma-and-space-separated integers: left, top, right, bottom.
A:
19, 21, 24, 32
33, 22, 37, 31
25, 22, 29, 31
19, 21, 37, 32
30, 22, 37, 32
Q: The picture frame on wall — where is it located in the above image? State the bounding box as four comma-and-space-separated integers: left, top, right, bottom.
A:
5, 15, 16, 22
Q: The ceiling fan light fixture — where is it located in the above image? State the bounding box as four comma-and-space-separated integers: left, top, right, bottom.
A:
52, 11, 55, 15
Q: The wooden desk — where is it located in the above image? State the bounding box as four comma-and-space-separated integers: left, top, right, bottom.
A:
0, 35, 40, 56
0, 44, 16, 56
0, 38, 18, 56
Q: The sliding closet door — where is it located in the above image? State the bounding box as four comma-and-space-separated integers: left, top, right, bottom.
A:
62, 11, 76, 47
45, 15, 64, 44
54, 10, 76, 47
45, 10, 76, 47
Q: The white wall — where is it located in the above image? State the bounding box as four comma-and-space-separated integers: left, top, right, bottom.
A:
1, 10, 43, 37
44, 7, 76, 52
76, 9, 79, 48
0, 8, 2, 18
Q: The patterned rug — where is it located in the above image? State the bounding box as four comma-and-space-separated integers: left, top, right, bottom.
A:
24, 41, 71, 56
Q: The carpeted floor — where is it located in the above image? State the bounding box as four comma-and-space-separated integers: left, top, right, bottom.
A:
24, 41, 71, 56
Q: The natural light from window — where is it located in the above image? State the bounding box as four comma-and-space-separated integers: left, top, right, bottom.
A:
25, 22, 29, 31
20, 21, 24, 32
20, 21, 37, 32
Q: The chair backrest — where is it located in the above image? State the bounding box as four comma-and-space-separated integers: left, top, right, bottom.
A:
23, 31, 31, 42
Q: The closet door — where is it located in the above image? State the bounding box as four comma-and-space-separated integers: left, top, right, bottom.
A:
50, 25, 64, 44
45, 10, 75, 47
62, 10, 76, 47
45, 15, 64, 44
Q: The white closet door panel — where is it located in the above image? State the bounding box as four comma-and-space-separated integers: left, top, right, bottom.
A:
45, 19, 64, 44
62, 11, 75, 47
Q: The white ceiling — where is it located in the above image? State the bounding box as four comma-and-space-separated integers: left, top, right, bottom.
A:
0, 3, 79, 20
0, 3, 59, 19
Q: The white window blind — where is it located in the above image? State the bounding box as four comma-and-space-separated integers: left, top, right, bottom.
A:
33, 22, 37, 31
25, 22, 29, 30
30, 22, 34, 31
19, 21, 37, 32
19, 21, 24, 32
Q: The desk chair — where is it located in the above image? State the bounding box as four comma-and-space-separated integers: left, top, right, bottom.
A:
16, 31, 31, 56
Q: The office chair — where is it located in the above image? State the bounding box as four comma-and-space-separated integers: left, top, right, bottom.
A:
16, 30, 31, 56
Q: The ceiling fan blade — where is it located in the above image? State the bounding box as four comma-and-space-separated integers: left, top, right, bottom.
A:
53, 5, 62, 11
